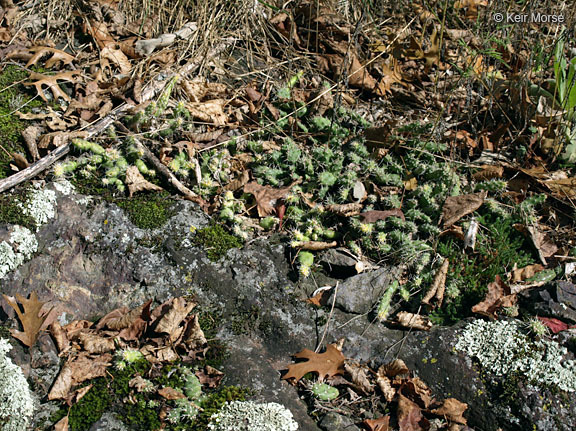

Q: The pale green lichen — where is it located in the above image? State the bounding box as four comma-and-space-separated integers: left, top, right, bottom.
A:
208, 401, 298, 431
455, 319, 576, 392
0, 338, 35, 430
18, 187, 57, 228
0, 225, 38, 279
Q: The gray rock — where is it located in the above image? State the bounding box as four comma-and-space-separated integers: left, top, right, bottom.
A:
318, 412, 361, 431
319, 248, 359, 277
89, 412, 129, 431
333, 267, 401, 314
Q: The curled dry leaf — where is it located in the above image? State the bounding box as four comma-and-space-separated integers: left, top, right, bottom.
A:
54, 415, 69, 431
401, 377, 433, 409
77, 332, 115, 354
362, 416, 390, 431
421, 259, 449, 308
282, 343, 346, 383
3, 292, 53, 347
360, 209, 405, 223
49, 321, 70, 353
394, 312, 432, 331
125, 165, 163, 196
511, 264, 545, 283
344, 360, 374, 393
154, 297, 197, 336
48, 352, 112, 400
158, 387, 186, 400
244, 181, 295, 217
398, 394, 427, 431
430, 398, 468, 424
376, 374, 396, 402
325, 202, 363, 216
440, 191, 486, 228
177, 314, 207, 350
471, 275, 516, 319
379, 359, 410, 378
291, 240, 337, 251
196, 365, 224, 388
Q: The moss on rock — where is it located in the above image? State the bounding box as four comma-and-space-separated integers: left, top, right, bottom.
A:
191, 223, 243, 261
117, 193, 175, 230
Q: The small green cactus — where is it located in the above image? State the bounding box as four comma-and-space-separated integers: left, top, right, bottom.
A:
311, 382, 339, 401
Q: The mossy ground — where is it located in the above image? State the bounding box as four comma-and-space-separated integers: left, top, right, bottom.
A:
0, 188, 37, 231
0, 64, 51, 179
116, 192, 175, 230
191, 223, 243, 261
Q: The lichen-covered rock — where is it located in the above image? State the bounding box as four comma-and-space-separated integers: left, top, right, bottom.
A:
0, 225, 38, 279
0, 338, 35, 431
208, 401, 298, 431
455, 319, 576, 392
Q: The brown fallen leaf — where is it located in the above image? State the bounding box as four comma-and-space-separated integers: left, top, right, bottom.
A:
344, 360, 374, 394
244, 181, 296, 217
54, 415, 69, 431
394, 312, 432, 331
421, 259, 449, 308
21, 125, 40, 160
196, 365, 224, 388
430, 398, 468, 424
471, 275, 516, 319
360, 209, 405, 223
125, 165, 163, 196
401, 377, 433, 409
282, 343, 346, 383
77, 332, 115, 354
376, 374, 396, 402
48, 352, 112, 400
177, 314, 207, 350
362, 416, 390, 431
325, 202, 363, 216
398, 394, 427, 431
224, 170, 250, 192
526, 224, 558, 265
154, 297, 197, 338
3, 292, 53, 347
379, 359, 410, 378
541, 176, 576, 199
24, 70, 81, 102
440, 191, 486, 228
158, 386, 186, 400
49, 321, 70, 353
291, 240, 337, 251
130, 375, 156, 393
511, 264, 545, 283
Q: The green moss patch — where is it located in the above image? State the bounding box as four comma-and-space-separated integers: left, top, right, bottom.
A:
116, 193, 175, 229
0, 189, 38, 231
191, 223, 243, 261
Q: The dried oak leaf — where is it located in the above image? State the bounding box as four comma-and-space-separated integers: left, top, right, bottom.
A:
362, 416, 390, 431
440, 191, 486, 228
244, 181, 294, 217
394, 312, 432, 331
125, 165, 163, 196
24, 71, 81, 102
430, 398, 468, 424
282, 343, 346, 383
471, 275, 516, 318
3, 292, 53, 347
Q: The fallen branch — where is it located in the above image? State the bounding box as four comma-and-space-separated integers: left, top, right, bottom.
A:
0, 38, 234, 194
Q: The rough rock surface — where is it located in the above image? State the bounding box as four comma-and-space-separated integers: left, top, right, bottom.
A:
1, 181, 575, 430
